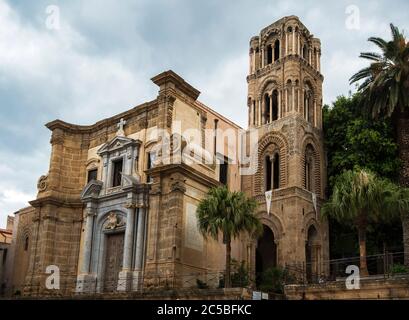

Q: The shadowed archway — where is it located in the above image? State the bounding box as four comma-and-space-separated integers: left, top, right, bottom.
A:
256, 225, 277, 285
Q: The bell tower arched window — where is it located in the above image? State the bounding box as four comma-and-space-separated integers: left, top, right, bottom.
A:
274, 40, 280, 61
267, 44, 273, 64
304, 84, 314, 123
273, 154, 280, 189
265, 153, 280, 191
303, 44, 308, 60
272, 90, 279, 121
304, 144, 315, 192
264, 94, 270, 124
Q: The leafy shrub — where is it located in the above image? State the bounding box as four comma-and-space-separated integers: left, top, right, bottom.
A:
259, 267, 292, 294
389, 264, 409, 275
218, 260, 250, 288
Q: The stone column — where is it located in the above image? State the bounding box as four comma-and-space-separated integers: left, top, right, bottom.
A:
291, 85, 295, 113
314, 100, 317, 127
285, 33, 288, 55
292, 29, 295, 54
261, 47, 265, 68
249, 101, 252, 127
123, 204, 136, 270
309, 49, 312, 65
135, 207, 146, 270
117, 202, 136, 292
278, 90, 281, 119
258, 99, 262, 126
253, 51, 256, 72
297, 33, 300, 55
76, 203, 98, 294
81, 207, 96, 274
285, 88, 288, 115
269, 94, 273, 123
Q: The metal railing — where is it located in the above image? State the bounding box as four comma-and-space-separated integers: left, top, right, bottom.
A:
2, 252, 408, 298
284, 251, 409, 285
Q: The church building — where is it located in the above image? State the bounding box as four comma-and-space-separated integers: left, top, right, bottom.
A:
6, 16, 329, 295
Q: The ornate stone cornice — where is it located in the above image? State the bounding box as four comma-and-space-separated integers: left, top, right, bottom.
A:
151, 70, 200, 101
45, 100, 157, 134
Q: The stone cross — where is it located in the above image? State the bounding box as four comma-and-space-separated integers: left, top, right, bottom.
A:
116, 118, 127, 136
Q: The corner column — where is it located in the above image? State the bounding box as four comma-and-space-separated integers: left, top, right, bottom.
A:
117, 202, 136, 291
76, 203, 98, 293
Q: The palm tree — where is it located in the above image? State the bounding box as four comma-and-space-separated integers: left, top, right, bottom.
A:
350, 24, 409, 264
196, 186, 262, 288
322, 169, 409, 276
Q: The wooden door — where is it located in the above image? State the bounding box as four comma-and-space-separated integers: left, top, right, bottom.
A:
103, 233, 124, 292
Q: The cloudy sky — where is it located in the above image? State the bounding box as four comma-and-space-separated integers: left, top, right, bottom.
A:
0, 0, 408, 227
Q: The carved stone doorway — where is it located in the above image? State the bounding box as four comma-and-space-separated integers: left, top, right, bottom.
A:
103, 232, 124, 292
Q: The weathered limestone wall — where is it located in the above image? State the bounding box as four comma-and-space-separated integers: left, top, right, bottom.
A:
285, 277, 409, 300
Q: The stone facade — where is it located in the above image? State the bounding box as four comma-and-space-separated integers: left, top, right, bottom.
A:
7, 16, 329, 296
242, 16, 329, 276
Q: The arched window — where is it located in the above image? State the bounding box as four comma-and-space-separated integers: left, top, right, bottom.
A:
267, 44, 273, 64
274, 40, 280, 61
265, 156, 272, 191
303, 44, 308, 60
304, 145, 315, 192
286, 80, 292, 112
265, 153, 280, 191
24, 236, 29, 251
313, 48, 317, 67
272, 90, 279, 121
273, 154, 280, 189
304, 84, 314, 123
264, 94, 270, 124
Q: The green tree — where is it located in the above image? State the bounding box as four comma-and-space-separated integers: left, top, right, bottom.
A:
322, 169, 409, 275
323, 93, 400, 193
196, 186, 262, 288
350, 24, 409, 264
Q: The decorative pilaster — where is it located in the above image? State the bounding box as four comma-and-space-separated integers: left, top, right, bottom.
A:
81, 207, 96, 274
122, 203, 136, 270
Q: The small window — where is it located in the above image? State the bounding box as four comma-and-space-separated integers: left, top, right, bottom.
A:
24, 237, 29, 251
87, 169, 98, 183
112, 158, 123, 187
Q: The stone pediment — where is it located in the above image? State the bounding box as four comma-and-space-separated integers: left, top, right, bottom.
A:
81, 180, 103, 200
97, 136, 141, 156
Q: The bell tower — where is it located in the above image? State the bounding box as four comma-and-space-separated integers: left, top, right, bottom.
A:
242, 16, 329, 279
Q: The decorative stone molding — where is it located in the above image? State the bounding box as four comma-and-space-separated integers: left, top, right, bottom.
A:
37, 174, 49, 192
103, 212, 126, 230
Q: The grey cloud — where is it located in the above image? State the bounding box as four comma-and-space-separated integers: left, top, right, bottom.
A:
1, 0, 409, 227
